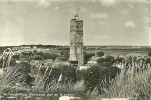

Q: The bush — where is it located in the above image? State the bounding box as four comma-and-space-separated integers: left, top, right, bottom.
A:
97, 58, 105, 64
104, 56, 114, 64
114, 57, 124, 64
20, 53, 32, 62
33, 55, 43, 60
100, 66, 151, 99
36, 64, 77, 88
84, 53, 95, 64
85, 66, 101, 90
0, 58, 3, 68
96, 51, 104, 57
149, 51, 151, 57
145, 57, 150, 64
12, 54, 20, 60
9, 58, 16, 66
35, 52, 43, 56
99, 66, 120, 84
76, 65, 120, 92
43, 53, 59, 60
60, 52, 69, 58
6, 62, 32, 85
99, 62, 113, 68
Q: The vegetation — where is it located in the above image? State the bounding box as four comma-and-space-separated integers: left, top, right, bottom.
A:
33, 55, 44, 60
95, 51, 104, 57
84, 52, 95, 64
0, 48, 151, 100
77, 65, 120, 92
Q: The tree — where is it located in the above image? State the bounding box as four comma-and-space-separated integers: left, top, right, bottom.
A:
96, 51, 104, 57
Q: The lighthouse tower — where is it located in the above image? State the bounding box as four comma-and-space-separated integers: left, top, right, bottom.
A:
69, 13, 84, 66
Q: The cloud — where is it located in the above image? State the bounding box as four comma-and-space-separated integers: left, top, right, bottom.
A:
144, 26, 151, 45
36, 0, 50, 8
143, 16, 150, 24
98, 21, 109, 26
90, 13, 108, 19
66, 3, 73, 7
98, 21, 106, 25
91, 0, 118, 7
99, 0, 118, 7
144, 26, 150, 30
122, 9, 130, 15
53, 7, 60, 10
124, 21, 136, 28
91, 0, 145, 7
128, 4, 134, 9
122, 4, 133, 15
144, 26, 151, 33
84, 35, 112, 40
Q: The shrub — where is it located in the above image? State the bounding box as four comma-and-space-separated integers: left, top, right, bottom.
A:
99, 66, 120, 85
85, 66, 101, 91
145, 57, 150, 64
6, 62, 32, 85
43, 53, 59, 60
60, 52, 69, 58
76, 65, 120, 92
9, 58, 16, 66
33, 55, 43, 60
12, 54, 20, 60
96, 51, 104, 57
104, 56, 114, 64
84, 53, 95, 64
149, 51, 151, 57
0, 58, 3, 68
33, 50, 37, 55
100, 65, 151, 99
36, 63, 77, 88
97, 58, 105, 64
35, 52, 44, 56
113, 57, 124, 64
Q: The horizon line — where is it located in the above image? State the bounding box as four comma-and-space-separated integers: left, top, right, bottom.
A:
0, 44, 151, 47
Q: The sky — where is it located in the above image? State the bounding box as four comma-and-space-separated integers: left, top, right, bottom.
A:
0, 0, 150, 46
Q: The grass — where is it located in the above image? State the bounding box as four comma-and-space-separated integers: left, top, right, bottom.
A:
0, 66, 86, 100
0, 59, 86, 99
1, 50, 151, 100
93, 63, 151, 100
1, 64, 151, 100
1, 63, 151, 100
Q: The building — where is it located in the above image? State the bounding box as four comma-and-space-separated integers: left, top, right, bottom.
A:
79, 65, 90, 70
69, 13, 84, 66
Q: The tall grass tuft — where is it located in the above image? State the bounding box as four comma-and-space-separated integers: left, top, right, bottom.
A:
100, 64, 151, 100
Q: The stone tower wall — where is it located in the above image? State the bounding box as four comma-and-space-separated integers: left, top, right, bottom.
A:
69, 18, 84, 65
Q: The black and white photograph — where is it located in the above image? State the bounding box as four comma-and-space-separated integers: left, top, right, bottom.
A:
0, 0, 150, 100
